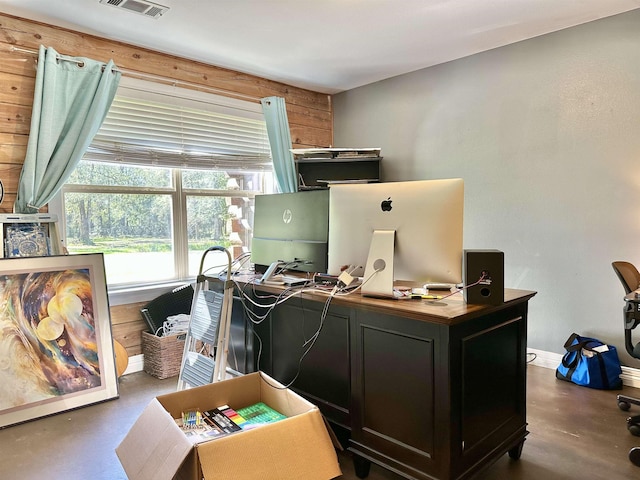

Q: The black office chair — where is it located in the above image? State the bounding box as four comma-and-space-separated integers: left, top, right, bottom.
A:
612, 261, 640, 466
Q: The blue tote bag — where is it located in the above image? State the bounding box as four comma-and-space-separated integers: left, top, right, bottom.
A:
555, 333, 623, 390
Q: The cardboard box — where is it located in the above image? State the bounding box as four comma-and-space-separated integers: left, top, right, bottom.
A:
116, 372, 342, 480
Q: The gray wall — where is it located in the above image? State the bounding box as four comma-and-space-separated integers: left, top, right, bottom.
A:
333, 10, 640, 363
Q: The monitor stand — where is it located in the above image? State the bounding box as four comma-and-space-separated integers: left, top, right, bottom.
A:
362, 230, 396, 298
258, 261, 285, 284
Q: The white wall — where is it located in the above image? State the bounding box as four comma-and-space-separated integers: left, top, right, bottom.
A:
333, 10, 640, 363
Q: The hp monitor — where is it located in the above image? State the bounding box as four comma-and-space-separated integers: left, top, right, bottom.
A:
251, 189, 329, 274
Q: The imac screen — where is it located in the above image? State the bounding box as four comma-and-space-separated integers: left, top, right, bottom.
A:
327, 178, 464, 291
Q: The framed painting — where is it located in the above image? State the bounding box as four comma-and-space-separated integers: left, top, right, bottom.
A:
0, 253, 118, 428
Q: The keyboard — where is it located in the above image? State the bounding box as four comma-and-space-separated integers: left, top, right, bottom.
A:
282, 275, 310, 286
424, 283, 454, 290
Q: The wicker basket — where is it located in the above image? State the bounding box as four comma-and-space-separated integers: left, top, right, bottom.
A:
142, 331, 185, 379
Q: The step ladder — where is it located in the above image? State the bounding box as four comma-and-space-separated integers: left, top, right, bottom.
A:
177, 246, 235, 390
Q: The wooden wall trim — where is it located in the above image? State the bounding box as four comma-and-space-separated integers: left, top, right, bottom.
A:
0, 12, 334, 361
0, 14, 331, 108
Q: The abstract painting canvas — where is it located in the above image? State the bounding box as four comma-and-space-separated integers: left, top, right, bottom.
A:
0, 253, 118, 428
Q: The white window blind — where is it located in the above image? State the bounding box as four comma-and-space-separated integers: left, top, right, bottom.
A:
85, 77, 272, 171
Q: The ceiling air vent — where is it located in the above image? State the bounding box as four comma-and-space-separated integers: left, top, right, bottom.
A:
99, 0, 169, 19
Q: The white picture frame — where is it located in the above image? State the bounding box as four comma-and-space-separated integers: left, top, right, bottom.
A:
0, 253, 118, 428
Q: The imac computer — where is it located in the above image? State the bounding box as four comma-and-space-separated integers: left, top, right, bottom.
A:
327, 178, 464, 298
251, 189, 329, 279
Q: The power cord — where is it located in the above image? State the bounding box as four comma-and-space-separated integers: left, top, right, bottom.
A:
234, 262, 487, 390
232, 267, 366, 389
430, 272, 489, 301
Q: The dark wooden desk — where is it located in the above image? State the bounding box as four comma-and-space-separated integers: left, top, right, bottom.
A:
251, 285, 536, 480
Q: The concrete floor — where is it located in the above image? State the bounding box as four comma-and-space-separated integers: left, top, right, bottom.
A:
0, 365, 639, 479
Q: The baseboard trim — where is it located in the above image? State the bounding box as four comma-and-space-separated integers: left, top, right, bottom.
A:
123, 354, 144, 376
621, 366, 640, 389
123, 349, 640, 388
527, 348, 561, 370
527, 348, 640, 389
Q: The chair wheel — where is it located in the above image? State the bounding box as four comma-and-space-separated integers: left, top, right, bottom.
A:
619, 401, 632, 411
630, 447, 640, 467
629, 423, 640, 437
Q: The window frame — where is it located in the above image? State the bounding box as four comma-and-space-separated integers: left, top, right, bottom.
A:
48, 78, 273, 304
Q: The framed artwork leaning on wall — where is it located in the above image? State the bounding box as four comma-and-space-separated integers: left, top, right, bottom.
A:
0, 253, 118, 428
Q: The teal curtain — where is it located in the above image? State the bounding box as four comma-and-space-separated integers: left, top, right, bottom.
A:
14, 46, 121, 213
260, 96, 298, 193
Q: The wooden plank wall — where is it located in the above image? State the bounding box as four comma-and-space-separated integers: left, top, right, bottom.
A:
0, 13, 333, 360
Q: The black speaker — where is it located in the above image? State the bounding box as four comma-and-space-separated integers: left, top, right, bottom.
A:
464, 250, 504, 305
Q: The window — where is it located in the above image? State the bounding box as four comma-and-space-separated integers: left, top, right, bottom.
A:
55, 78, 273, 288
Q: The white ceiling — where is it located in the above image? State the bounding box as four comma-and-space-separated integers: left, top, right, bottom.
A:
1, 0, 640, 94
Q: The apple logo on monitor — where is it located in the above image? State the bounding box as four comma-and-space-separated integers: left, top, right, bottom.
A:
381, 197, 392, 212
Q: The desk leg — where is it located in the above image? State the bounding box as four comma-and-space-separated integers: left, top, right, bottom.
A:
508, 439, 525, 460
353, 455, 371, 478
